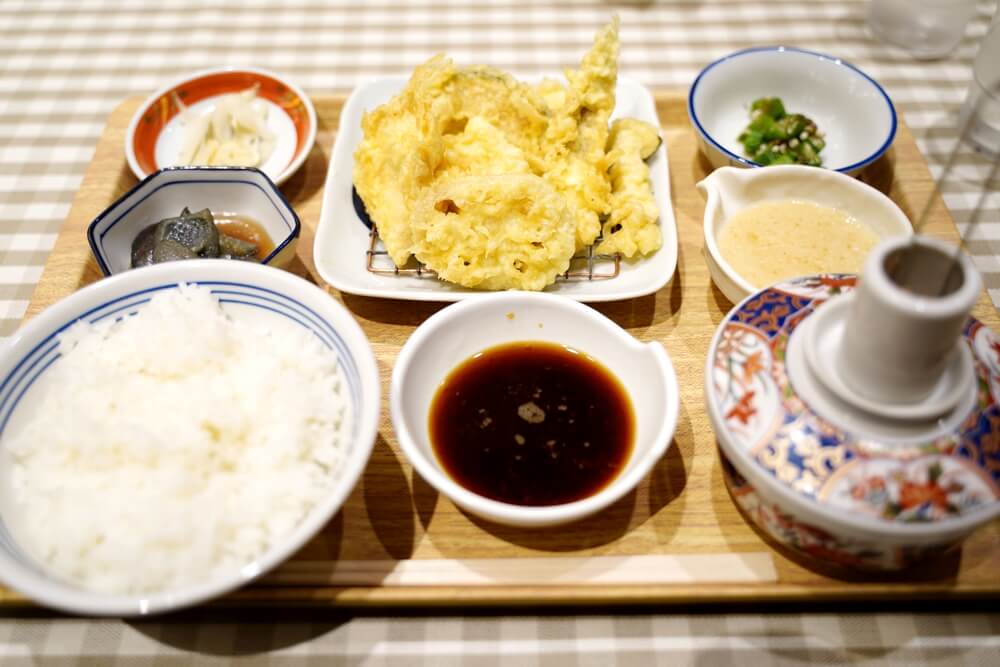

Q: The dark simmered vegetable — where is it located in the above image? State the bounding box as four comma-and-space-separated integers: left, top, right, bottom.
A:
218, 233, 258, 260
737, 97, 825, 167
154, 208, 219, 257
152, 238, 199, 263
130, 223, 158, 268
131, 207, 262, 268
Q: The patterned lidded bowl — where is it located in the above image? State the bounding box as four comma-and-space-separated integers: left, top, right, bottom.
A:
705, 275, 1000, 570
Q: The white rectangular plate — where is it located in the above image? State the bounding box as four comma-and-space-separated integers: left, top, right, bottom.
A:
313, 76, 677, 302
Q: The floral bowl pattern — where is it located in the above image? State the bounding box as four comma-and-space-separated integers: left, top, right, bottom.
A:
706, 275, 1000, 570
719, 451, 957, 570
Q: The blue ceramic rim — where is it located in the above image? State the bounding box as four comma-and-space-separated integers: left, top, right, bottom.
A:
85, 166, 302, 277
0, 280, 362, 440
687, 46, 898, 174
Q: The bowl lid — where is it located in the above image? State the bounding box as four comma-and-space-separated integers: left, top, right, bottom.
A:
706, 274, 1000, 530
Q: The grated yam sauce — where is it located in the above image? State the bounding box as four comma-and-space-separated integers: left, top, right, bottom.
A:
718, 200, 880, 288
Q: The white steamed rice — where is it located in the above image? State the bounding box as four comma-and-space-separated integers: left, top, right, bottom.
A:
4, 284, 351, 595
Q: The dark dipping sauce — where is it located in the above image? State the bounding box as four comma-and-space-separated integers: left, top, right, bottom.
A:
214, 214, 275, 260
429, 341, 635, 507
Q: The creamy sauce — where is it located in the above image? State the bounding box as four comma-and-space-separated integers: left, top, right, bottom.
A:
718, 200, 879, 288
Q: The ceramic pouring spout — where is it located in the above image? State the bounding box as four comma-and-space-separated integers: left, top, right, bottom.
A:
816, 235, 982, 411
694, 166, 747, 220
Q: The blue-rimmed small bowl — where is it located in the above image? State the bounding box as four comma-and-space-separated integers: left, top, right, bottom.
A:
688, 47, 897, 176
87, 166, 301, 276
0, 260, 379, 615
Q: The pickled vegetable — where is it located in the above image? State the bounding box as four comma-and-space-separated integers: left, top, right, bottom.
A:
176, 86, 275, 168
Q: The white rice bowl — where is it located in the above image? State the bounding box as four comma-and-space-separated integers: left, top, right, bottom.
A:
0, 261, 379, 615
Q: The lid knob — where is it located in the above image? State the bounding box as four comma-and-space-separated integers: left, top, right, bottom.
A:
838, 236, 980, 408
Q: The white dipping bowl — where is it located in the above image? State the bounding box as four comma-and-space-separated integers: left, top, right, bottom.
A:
697, 165, 914, 304
0, 261, 380, 615
688, 47, 897, 175
390, 292, 679, 528
87, 166, 301, 276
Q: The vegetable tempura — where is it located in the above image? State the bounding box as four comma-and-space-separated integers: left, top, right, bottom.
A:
353, 17, 662, 291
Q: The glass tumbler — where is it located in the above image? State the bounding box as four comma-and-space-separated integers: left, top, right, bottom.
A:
867, 0, 979, 59
959, 23, 1000, 157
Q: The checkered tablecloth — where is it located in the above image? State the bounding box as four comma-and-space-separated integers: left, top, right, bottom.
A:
1, 0, 998, 662
0, 610, 996, 665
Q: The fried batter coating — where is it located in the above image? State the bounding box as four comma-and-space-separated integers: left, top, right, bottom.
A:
439, 116, 533, 181
352, 17, 658, 291
447, 68, 549, 167
354, 56, 548, 267
597, 118, 663, 258
352, 56, 455, 266
410, 175, 576, 291
540, 16, 620, 249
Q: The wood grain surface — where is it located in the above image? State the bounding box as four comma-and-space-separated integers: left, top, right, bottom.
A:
12, 92, 999, 608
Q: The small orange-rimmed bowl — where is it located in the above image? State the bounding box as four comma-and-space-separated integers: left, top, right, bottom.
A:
125, 68, 317, 186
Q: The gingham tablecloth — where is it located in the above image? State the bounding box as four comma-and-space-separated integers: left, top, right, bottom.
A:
0, 611, 996, 666
1, 0, 999, 663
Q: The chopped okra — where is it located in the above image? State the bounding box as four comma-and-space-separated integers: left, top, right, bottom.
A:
737, 97, 825, 167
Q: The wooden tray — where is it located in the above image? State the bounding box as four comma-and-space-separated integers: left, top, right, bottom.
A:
11, 91, 999, 608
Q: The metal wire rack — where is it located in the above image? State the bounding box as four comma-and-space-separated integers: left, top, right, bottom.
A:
364, 227, 622, 281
